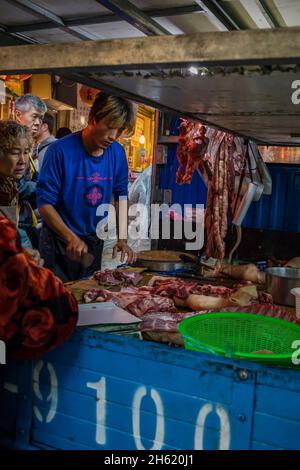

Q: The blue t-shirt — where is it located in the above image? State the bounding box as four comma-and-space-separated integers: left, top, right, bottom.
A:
36, 132, 128, 236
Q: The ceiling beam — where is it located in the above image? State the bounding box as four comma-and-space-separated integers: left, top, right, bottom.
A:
4, 0, 96, 41
95, 0, 171, 36
0, 23, 43, 44
7, 5, 204, 33
1, 28, 300, 75
64, 71, 285, 146
64, 71, 246, 140
256, 0, 281, 28
195, 0, 242, 31
8, 31, 43, 44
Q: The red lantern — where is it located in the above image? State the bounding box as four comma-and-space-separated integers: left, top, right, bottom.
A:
79, 85, 98, 106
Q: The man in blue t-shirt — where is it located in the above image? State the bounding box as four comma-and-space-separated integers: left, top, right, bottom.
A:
36, 92, 136, 281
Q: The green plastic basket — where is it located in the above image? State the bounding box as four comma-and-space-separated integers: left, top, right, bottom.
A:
178, 312, 300, 366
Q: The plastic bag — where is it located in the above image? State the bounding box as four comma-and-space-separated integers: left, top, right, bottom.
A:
102, 166, 152, 268
128, 165, 152, 206
128, 165, 152, 253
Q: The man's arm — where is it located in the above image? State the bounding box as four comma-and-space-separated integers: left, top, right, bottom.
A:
39, 204, 88, 261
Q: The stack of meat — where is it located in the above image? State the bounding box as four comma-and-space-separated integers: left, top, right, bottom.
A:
93, 269, 142, 286
176, 120, 209, 184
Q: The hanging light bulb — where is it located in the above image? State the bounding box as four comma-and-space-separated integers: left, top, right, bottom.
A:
139, 134, 146, 145
189, 66, 198, 75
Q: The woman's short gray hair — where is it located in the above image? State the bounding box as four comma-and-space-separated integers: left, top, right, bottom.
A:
15, 94, 47, 114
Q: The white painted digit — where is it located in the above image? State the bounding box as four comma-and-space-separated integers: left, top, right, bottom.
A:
216, 404, 230, 450
194, 403, 212, 450
87, 377, 106, 445
46, 363, 58, 423
132, 386, 165, 450
32, 360, 58, 423
194, 403, 230, 450
33, 360, 43, 401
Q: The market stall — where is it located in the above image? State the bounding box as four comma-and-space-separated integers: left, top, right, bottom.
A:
1, 28, 300, 450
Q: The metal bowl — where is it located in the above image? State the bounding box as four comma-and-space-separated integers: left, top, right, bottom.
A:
266, 267, 300, 306
135, 258, 198, 273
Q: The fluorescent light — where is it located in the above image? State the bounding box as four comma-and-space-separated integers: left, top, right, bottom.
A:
189, 66, 199, 75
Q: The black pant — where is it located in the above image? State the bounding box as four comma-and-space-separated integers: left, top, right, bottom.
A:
39, 224, 104, 282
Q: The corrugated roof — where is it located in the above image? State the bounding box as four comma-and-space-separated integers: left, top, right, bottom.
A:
1, 1, 300, 144
1, 0, 300, 45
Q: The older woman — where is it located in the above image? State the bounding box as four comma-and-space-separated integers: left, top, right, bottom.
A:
0, 121, 43, 264
0, 121, 31, 224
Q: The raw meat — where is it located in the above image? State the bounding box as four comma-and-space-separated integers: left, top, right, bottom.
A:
190, 284, 232, 297
201, 303, 299, 324
186, 294, 231, 311
140, 303, 299, 341
148, 276, 232, 298
93, 269, 142, 286
127, 296, 177, 317
221, 264, 265, 284
84, 286, 177, 317
140, 312, 188, 333
204, 132, 248, 261
176, 120, 208, 184
258, 291, 273, 304
285, 257, 300, 268
83, 288, 114, 303
84, 277, 274, 326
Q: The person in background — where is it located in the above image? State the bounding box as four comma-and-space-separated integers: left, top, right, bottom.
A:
14, 93, 47, 248
15, 93, 47, 172
35, 113, 57, 170
56, 126, 72, 139
0, 120, 42, 265
37, 92, 137, 282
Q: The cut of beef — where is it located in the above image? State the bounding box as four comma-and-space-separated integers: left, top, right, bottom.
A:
93, 269, 142, 286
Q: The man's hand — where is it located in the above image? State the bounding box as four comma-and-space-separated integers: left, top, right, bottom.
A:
24, 248, 44, 266
112, 240, 137, 265
66, 234, 88, 262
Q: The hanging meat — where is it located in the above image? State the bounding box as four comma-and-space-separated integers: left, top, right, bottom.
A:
204, 132, 247, 262
176, 120, 253, 262
176, 120, 208, 184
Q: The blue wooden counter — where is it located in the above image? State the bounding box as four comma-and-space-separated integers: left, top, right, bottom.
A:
0, 328, 300, 450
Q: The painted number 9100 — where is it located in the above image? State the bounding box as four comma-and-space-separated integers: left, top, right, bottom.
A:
32, 361, 231, 450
